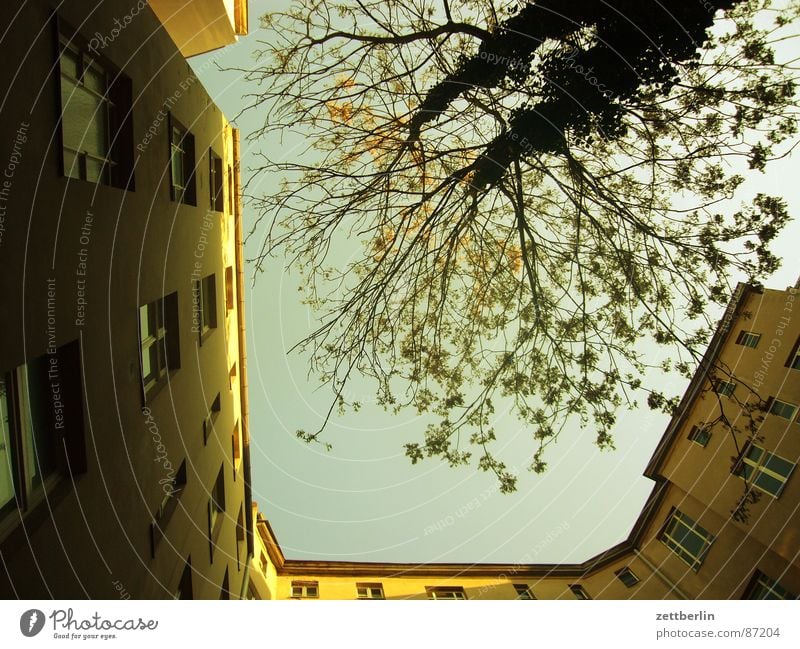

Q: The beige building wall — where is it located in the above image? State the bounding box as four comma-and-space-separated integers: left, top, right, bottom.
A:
250, 284, 799, 600
0, 0, 252, 598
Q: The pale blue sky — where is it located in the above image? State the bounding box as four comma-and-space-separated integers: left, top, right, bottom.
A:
190, 0, 800, 563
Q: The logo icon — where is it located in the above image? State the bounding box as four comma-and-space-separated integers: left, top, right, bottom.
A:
20, 609, 45, 637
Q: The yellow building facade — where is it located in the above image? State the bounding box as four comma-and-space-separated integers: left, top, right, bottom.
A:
0, 0, 253, 598
250, 282, 800, 600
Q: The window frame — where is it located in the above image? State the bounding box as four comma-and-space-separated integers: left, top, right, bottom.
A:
714, 379, 736, 398
291, 581, 319, 599
734, 443, 795, 498
426, 586, 467, 600
786, 336, 800, 370
768, 398, 798, 421
743, 570, 798, 600
203, 393, 221, 445
1, 341, 87, 540
660, 509, 715, 571
138, 293, 180, 402
615, 567, 640, 588
513, 584, 535, 599
209, 149, 224, 212
168, 114, 197, 206
736, 330, 761, 349
193, 273, 217, 344
569, 584, 591, 599
687, 424, 712, 448
56, 20, 135, 191
150, 460, 187, 556
356, 583, 385, 600
175, 557, 193, 600
208, 465, 226, 561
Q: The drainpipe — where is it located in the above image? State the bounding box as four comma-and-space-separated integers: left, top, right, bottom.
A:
634, 548, 689, 600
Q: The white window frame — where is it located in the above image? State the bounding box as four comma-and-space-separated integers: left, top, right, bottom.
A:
687, 424, 711, 447
356, 584, 385, 600
291, 582, 319, 599
746, 571, 797, 600
170, 124, 187, 201
715, 380, 736, 397
427, 587, 466, 600
769, 398, 798, 421
736, 331, 761, 349
615, 567, 640, 588
59, 38, 114, 184
139, 301, 168, 393
735, 444, 795, 498
661, 510, 714, 571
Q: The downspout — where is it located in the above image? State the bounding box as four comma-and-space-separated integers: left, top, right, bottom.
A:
233, 127, 255, 590
634, 548, 689, 600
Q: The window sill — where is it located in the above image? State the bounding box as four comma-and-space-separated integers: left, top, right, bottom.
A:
0, 475, 74, 554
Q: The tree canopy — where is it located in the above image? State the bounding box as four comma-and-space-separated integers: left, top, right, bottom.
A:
240, 0, 798, 492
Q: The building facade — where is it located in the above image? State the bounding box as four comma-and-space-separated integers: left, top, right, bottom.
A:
0, 0, 253, 598
250, 282, 800, 600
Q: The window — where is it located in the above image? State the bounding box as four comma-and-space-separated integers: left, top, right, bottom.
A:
569, 584, 591, 599
169, 115, 196, 205
291, 581, 319, 599
150, 460, 187, 555
714, 380, 736, 397
225, 266, 235, 311
203, 393, 221, 445
58, 26, 134, 189
175, 558, 193, 600
687, 424, 711, 448
259, 552, 268, 574
220, 566, 230, 600
356, 583, 385, 599
744, 571, 798, 600
232, 420, 242, 475
236, 505, 246, 570
227, 164, 234, 213
786, 336, 800, 370
615, 567, 640, 588
1, 341, 86, 532
736, 331, 761, 349
209, 149, 224, 212
229, 363, 237, 389
513, 584, 535, 599
138, 293, 180, 397
208, 466, 225, 558
660, 509, 714, 571
193, 274, 217, 341
769, 398, 798, 421
426, 586, 467, 600
734, 444, 795, 498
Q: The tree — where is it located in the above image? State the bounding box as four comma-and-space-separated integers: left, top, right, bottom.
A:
240, 0, 798, 492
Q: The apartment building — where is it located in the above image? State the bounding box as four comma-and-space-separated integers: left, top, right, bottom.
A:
0, 0, 253, 598
250, 282, 800, 600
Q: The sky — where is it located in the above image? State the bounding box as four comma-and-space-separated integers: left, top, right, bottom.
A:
189, 0, 800, 564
